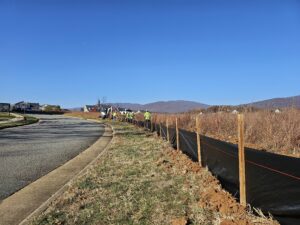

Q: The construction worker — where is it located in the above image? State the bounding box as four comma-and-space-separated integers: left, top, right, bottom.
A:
113, 111, 117, 121
130, 112, 135, 123
126, 112, 130, 122
144, 110, 151, 129
128, 112, 132, 123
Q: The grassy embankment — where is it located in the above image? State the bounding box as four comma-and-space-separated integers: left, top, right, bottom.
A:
0, 112, 15, 121
0, 113, 39, 129
30, 113, 277, 225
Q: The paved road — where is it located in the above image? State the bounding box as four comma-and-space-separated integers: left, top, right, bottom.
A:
0, 115, 104, 200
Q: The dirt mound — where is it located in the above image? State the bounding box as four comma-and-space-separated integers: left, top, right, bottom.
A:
157, 141, 278, 225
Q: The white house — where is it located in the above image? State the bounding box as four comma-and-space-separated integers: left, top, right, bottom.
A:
84, 105, 98, 112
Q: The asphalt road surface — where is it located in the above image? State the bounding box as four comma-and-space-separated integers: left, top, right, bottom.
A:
0, 115, 104, 200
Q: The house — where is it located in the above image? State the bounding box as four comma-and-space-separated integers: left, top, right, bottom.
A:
118, 108, 133, 115
0, 103, 10, 112
40, 104, 61, 112
117, 108, 126, 114
13, 101, 40, 111
84, 105, 98, 112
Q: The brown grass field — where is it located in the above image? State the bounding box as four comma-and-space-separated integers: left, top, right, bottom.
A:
65, 112, 100, 120
152, 108, 300, 158
65, 109, 300, 157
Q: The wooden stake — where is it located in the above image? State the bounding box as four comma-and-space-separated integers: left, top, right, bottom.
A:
166, 118, 170, 142
150, 119, 153, 131
238, 114, 246, 207
196, 116, 202, 167
160, 123, 162, 137
176, 118, 180, 151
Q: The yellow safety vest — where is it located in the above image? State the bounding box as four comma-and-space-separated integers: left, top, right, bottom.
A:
144, 112, 151, 120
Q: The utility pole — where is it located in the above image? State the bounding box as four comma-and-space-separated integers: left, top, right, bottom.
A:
97, 98, 101, 112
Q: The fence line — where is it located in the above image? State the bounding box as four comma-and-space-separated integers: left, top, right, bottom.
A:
126, 116, 300, 225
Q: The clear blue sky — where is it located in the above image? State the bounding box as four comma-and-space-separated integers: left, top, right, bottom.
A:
1, 0, 299, 108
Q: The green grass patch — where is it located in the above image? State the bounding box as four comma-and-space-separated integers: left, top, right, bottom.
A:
0, 115, 39, 129
0, 112, 15, 121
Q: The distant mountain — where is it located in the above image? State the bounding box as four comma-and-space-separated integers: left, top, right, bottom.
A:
68, 107, 83, 111
243, 95, 300, 109
111, 100, 209, 113
70, 95, 300, 113
110, 103, 144, 111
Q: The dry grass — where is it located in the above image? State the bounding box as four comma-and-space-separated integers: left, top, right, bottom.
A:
153, 108, 300, 157
29, 122, 277, 225
64, 112, 100, 120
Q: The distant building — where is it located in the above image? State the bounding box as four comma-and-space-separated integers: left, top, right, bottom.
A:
0, 103, 10, 112
84, 105, 98, 112
118, 108, 133, 115
13, 101, 40, 111
232, 110, 239, 114
118, 108, 126, 114
40, 104, 61, 112
275, 109, 281, 114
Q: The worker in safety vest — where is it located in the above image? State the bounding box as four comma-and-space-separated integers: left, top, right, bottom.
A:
125, 112, 130, 122
113, 112, 117, 121
131, 112, 135, 123
127, 112, 132, 123
144, 110, 151, 129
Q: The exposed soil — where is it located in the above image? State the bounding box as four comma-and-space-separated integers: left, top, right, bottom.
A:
157, 141, 278, 225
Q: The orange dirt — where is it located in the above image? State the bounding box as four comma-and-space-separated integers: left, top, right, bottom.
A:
157, 142, 278, 225
221, 219, 250, 225
171, 217, 187, 225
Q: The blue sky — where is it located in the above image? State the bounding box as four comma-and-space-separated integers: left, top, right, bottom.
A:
0, 0, 299, 108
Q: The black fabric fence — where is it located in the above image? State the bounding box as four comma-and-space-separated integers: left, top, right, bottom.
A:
128, 119, 300, 225
244, 147, 300, 225
161, 125, 167, 140
154, 123, 160, 136
168, 127, 177, 149
178, 129, 198, 162
201, 135, 240, 197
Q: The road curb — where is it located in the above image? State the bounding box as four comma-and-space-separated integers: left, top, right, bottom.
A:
0, 121, 114, 225
20, 123, 114, 225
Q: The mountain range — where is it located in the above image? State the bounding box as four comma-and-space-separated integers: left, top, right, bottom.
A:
111, 101, 209, 113
111, 95, 300, 113
242, 95, 300, 109
72, 95, 300, 113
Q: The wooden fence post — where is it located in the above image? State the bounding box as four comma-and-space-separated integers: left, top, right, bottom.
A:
166, 118, 170, 142
176, 118, 180, 151
238, 114, 246, 207
196, 116, 202, 167
160, 123, 162, 138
